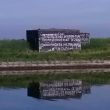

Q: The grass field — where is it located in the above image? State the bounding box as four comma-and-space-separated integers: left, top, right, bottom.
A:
0, 38, 110, 61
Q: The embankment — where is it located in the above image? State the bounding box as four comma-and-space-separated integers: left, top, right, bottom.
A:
0, 60, 110, 75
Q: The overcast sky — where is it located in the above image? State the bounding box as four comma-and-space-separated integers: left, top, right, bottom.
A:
0, 0, 110, 39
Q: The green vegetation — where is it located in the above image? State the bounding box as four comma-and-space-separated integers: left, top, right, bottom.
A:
82, 38, 110, 50
0, 39, 109, 88
0, 38, 110, 61
0, 72, 110, 87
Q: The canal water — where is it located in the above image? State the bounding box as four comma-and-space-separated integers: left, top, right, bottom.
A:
0, 80, 110, 110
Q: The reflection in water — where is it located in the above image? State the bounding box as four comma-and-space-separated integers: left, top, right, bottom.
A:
28, 79, 91, 100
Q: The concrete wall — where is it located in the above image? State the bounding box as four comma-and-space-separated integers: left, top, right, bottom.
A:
80, 33, 90, 44
39, 33, 81, 52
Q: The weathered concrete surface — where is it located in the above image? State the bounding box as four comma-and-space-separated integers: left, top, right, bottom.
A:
0, 69, 110, 76
0, 64, 110, 71
0, 60, 110, 75
0, 60, 110, 67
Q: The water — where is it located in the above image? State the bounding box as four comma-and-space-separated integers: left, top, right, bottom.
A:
0, 82, 110, 110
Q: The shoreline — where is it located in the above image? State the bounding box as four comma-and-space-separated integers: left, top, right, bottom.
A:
0, 60, 110, 72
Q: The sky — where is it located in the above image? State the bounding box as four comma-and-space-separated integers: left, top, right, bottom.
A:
0, 0, 110, 39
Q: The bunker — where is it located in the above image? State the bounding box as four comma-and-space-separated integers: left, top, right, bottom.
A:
26, 29, 90, 52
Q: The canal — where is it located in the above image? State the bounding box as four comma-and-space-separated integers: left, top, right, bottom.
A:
0, 79, 110, 110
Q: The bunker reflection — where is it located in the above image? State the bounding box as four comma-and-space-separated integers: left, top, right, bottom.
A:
27, 79, 91, 100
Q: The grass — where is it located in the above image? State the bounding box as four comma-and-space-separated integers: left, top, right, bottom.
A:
0, 39, 110, 88
0, 38, 110, 61
0, 72, 110, 87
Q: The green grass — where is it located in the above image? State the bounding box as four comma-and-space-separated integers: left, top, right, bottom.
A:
82, 38, 110, 50
0, 39, 110, 87
0, 39, 28, 52
0, 72, 110, 87
0, 38, 110, 61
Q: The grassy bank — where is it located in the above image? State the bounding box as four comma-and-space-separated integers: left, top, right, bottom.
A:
0, 38, 110, 61
0, 72, 110, 87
